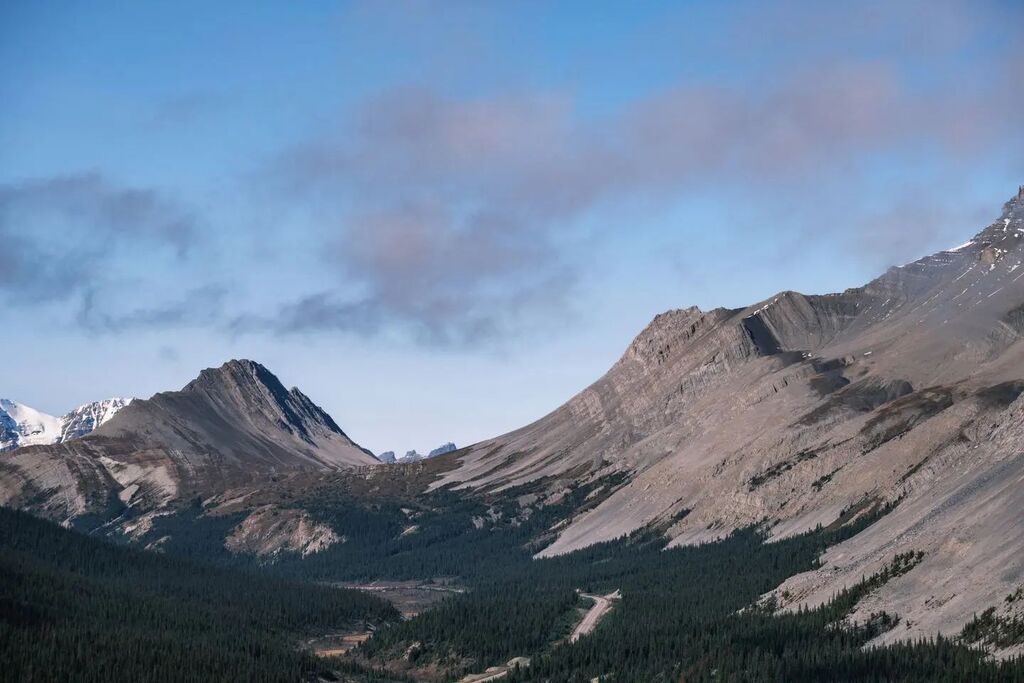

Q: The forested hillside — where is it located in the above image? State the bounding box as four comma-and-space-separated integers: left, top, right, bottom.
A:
7, 465, 1021, 682
358, 505, 1024, 682
0, 508, 398, 683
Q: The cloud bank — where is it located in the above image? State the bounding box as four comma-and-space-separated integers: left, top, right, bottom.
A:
6, 1, 1023, 348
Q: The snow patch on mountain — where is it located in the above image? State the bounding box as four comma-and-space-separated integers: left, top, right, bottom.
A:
0, 398, 134, 452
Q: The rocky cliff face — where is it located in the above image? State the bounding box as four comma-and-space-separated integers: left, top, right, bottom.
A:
0, 360, 377, 523
433, 189, 1024, 650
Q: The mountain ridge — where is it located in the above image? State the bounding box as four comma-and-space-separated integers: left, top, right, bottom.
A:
422, 188, 1024, 649
0, 359, 377, 523
0, 397, 133, 452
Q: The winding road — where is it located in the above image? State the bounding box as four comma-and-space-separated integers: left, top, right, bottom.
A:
569, 590, 620, 643
460, 589, 620, 681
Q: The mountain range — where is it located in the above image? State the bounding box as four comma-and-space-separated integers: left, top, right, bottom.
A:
0, 397, 132, 452
380, 442, 459, 464
3, 188, 1024, 658
0, 359, 377, 525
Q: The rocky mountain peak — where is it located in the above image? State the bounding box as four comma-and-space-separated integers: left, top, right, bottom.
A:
0, 397, 132, 452
429, 442, 457, 457
59, 398, 133, 442
178, 359, 346, 443
185, 359, 281, 397
624, 306, 734, 369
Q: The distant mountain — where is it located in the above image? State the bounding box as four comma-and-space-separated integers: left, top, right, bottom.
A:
0, 398, 132, 452
59, 398, 134, 442
377, 442, 458, 464
0, 360, 378, 521
399, 450, 422, 463
428, 442, 457, 457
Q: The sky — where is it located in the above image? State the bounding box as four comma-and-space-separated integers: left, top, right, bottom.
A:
2, 1, 1022, 456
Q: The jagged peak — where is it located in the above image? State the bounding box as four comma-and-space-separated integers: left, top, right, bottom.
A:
624, 306, 735, 368
630, 307, 703, 343
286, 385, 346, 436
184, 359, 288, 398
177, 359, 348, 443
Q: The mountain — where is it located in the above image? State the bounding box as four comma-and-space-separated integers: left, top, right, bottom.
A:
428, 442, 457, 457
379, 443, 457, 464
0, 360, 378, 523
0, 397, 132, 452
429, 187, 1024, 646
59, 398, 134, 442
400, 450, 423, 463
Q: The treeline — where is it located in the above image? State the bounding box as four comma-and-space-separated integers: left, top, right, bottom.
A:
0, 507, 398, 683
138, 477, 617, 584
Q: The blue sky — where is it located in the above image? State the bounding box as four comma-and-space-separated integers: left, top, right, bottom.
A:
2, 1, 1022, 455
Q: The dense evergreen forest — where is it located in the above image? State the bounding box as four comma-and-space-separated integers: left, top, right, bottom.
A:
0, 508, 398, 683
356, 502, 1024, 682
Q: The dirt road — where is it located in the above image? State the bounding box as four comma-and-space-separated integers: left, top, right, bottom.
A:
460, 590, 618, 682
569, 590, 620, 643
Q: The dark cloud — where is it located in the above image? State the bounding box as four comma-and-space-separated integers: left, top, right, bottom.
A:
231, 207, 575, 347
0, 172, 201, 305
231, 293, 384, 338
0, 173, 197, 256
77, 285, 227, 334
0, 226, 91, 302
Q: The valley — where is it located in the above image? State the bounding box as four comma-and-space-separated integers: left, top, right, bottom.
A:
3, 191, 1024, 680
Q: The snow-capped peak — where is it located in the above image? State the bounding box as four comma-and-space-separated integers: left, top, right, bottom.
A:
60, 397, 134, 442
0, 399, 63, 451
0, 397, 134, 452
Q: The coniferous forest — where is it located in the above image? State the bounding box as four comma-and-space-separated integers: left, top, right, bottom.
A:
357, 506, 1024, 682
0, 508, 397, 683
4, 486, 1024, 682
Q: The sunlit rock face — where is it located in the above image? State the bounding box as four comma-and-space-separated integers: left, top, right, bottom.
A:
433, 190, 1024, 648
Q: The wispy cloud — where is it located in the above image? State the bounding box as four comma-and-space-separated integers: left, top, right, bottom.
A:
254, 2, 1022, 343
77, 285, 227, 334
6, 1, 1022, 347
